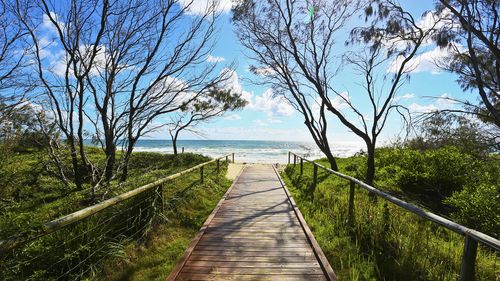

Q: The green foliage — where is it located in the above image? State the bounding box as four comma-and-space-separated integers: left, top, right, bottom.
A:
282, 160, 498, 281
0, 150, 231, 280
446, 183, 500, 238
389, 146, 471, 197
406, 112, 497, 156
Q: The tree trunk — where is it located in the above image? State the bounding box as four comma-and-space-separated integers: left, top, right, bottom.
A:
324, 149, 339, 171
120, 138, 136, 182
104, 140, 116, 183
365, 142, 375, 186
68, 137, 83, 190
172, 133, 178, 156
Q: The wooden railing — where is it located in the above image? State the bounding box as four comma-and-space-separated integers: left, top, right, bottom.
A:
1, 153, 234, 252
288, 152, 499, 281
0, 153, 234, 279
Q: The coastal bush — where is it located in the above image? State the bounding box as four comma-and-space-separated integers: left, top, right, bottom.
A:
390, 146, 471, 197
282, 160, 498, 280
446, 183, 499, 238
0, 150, 230, 280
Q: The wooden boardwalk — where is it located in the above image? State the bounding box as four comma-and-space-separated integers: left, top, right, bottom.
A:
167, 164, 336, 281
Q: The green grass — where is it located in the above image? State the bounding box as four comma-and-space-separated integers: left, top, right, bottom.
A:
0, 150, 232, 280
0, 151, 215, 239
98, 163, 232, 281
281, 158, 499, 281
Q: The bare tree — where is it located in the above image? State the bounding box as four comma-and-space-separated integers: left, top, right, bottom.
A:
113, 1, 231, 182
17, 0, 108, 190
0, 0, 30, 122
168, 88, 247, 155
17, 0, 232, 196
232, 0, 363, 170
433, 0, 500, 127
233, 0, 438, 185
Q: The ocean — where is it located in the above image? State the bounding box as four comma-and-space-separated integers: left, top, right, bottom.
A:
131, 139, 363, 163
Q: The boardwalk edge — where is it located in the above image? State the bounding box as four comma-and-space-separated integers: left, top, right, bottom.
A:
165, 166, 246, 281
272, 164, 339, 281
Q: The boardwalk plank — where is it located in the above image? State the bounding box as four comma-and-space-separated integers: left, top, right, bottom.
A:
167, 165, 336, 281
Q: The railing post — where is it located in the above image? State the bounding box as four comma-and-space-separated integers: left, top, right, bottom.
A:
226, 155, 228, 162
232, 153, 235, 163
460, 235, 478, 281
288, 152, 291, 164
300, 158, 303, 175
310, 163, 318, 193
348, 180, 355, 227
293, 154, 297, 166
158, 184, 164, 214
200, 166, 204, 183
216, 159, 220, 174
181, 147, 184, 153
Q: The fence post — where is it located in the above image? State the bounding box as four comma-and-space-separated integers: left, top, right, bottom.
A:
232, 153, 235, 163
310, 163, 318, 193
293, 154, 297, 166
200, 166, 204, 183
459, 235, 478, 281
181, 147, 184, 153
348, 180, 355, 227
226, 155, 228, 162
288, 152, 291, 164
216, 159, 220, 174
158, 184, 164, 214
300, 158, 303, 175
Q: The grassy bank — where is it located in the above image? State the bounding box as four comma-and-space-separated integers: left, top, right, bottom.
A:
281, 148, 498, 281
0, 149, 232, 280
98, 161, 232, 281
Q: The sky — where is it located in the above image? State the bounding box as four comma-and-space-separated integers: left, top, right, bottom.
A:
29, 0, 473, 147
151, 0, 471, 147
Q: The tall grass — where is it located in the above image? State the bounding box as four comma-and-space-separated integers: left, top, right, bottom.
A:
0, 153, 231, 280
282, 161, 499, 281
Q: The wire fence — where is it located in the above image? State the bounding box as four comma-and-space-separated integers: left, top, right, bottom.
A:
286, 152, 499, 281
0, 154, 233, 280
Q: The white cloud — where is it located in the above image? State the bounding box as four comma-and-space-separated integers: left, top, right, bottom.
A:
409, 103, 439, 113
206, 54, 225, 63
268, 118, 283, 124
400, 93, 415, 100
253, 119, 269, 126
436, 93, 457, 106
219, 70, 294, 117
223, 114, 241, 121
331, 91, 351, 110
42, 12, 64, 34
250, 66, 275, 76
387, 45, 462, 74
254, 89, 294, 117
178, 0, 233, 16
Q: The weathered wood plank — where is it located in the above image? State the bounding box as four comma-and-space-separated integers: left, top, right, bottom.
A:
187, 255, 317, 262
176, 273, 328, 281
167, 164, 336, 281
185, 261, 321, 268
180, 266, 324, 275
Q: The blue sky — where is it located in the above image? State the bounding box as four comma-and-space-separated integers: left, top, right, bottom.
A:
31, 0, 471, 147
159, 0, 470, 147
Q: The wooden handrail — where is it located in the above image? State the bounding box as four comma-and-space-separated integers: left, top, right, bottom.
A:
288, 152, 500, 251
289, 151, 499, 281
0, 153, 234, 253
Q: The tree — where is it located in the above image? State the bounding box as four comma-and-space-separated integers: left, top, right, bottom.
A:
232, 0, 362, 170
0, 0, 30, 124
408, 112, 498, 156
168, 88, 247, 155
18, 0, 231, 195
338, 0, 441, 185
233, 0, 433, 185
433, 0, 500, 127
